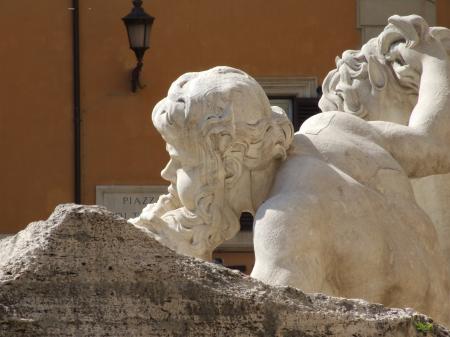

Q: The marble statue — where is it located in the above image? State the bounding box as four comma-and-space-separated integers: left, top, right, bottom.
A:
131, 15, 450, 325
320, 13, 450, 272
132, 67, 294, 260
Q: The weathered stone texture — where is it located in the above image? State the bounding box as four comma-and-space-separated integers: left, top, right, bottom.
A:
0, 204, 448, 337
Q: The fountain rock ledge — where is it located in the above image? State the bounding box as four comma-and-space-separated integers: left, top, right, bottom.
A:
0, 204, 447, 337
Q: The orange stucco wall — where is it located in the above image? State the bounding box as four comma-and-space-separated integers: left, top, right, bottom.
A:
437, 0, 450, 28
81, 0, 360, 208
2, 1, 450, 233
0, 1, 73, 232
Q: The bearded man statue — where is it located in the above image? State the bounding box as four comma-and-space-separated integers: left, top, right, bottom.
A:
132, 15, 450, 325
131, 66, 293, 260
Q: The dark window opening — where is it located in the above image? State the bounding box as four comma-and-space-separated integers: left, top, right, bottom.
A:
212, 257, 247, 273
269, 87, 322, 132
239, 212, 254, 231
293, 96, 321, 131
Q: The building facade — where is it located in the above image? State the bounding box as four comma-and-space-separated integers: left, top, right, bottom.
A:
1, 0, 449, 272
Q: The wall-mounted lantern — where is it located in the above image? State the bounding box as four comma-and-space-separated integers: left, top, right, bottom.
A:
122, 0, 155, 92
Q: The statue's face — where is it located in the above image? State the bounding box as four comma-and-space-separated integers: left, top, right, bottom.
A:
154, 92, 229, 227
161, 141, 204, 213
356, 69, 418, 125
151, 92, 206, 214
320, 39, 419, 125
145, 66, 294, 259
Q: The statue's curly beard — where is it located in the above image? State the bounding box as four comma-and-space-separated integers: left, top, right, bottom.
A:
130, 184, 240, 260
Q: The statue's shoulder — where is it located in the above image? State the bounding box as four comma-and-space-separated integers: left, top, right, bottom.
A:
298, 111, 385, 149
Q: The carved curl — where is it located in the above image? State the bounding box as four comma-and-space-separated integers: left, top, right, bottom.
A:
320, 15, 450, 122
319, 48, 371, 118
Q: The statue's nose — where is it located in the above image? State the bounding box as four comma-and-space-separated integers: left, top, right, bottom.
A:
152, 98, 169, 127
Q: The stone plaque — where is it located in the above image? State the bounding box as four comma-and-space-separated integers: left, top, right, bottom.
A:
96, 185, 168, 219
96, 185, 253, 250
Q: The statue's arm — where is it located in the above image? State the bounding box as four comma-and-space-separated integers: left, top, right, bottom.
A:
368, 121, 450, 178
370, 35, 450, 178
365, 15, 450, 178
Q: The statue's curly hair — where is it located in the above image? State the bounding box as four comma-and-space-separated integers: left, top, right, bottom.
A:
153, 66, 293, 182
151, 66, 294, 256
320, 15, 450, 120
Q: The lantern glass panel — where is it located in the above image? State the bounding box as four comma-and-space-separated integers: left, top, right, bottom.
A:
144, 24, 150, 48
127, 22, 148, 49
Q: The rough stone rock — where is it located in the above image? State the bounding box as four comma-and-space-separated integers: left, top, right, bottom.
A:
0, 204, 448, 337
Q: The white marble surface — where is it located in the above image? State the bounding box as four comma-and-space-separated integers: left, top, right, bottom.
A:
131, 66, 293, 261
412, 174, 450, 268
321, 13, 450, 272
133, 15, 450, 326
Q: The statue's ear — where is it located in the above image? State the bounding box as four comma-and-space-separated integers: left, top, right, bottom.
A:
224, 155, 242, 188
368, 56, 387, 91
430, 27, 450, 51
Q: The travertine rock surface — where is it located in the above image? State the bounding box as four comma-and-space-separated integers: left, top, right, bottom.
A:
0, 204, 448, 337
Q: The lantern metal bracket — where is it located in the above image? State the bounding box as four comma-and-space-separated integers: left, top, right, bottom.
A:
122, 0, 155, 93
132, 61, 145, 92
130, 47, 147, 92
